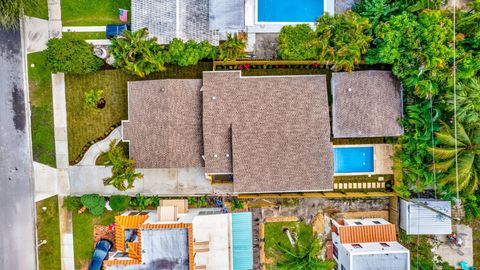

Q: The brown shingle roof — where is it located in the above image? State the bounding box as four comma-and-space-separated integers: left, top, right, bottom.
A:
123, 79, 204, 168
339, 224, 397, 244
202, 71, 333, 193
332, 71, 403, 138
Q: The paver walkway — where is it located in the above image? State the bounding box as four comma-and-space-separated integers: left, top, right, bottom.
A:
76, 126, 122, 166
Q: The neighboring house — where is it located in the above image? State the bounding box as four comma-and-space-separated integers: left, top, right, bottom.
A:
331, 218, 410, 270
103, 199, 253, 270
399, 199, 452, 235
122, 70, 403, 194
131, 0, 245, 45
331, 70, 403, 138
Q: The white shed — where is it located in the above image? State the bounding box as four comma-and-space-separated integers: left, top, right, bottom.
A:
400, 199, 452, 235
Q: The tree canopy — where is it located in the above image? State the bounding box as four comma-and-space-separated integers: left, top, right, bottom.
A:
45, 38, 103, 74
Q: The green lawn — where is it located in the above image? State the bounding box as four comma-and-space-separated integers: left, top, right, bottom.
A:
62, 31, 107, 40
72, 211, 118, 269
36, 196, 61, 270
26, 0, 49, 19
28, 52, 56, 167
61, 0, 131, 26
66, 63, 212, 163
264, 222, 313, 258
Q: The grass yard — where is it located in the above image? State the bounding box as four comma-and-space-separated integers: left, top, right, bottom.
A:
471, 220, 480, 267
72, 210, 118, 269
61, 0, 131, 26
62, 31, 107, 40
28, 52, 56, 167
26, 0, 49, 19
66, 63, 212, 163
36, 196, 61, 270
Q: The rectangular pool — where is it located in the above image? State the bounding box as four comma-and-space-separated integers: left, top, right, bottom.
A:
334, 146, 374, 174
257, 0, 324, 23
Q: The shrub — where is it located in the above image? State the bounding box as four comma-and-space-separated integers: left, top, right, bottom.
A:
278, 24, 317, 60
129, 194, 159, 211
218, 33, 247, 61
109, 195, 131, 211
103, 139, 143, 191
110, 28, 168, 77
0, 0, 41, 29
84, 88, 105, 110
230, 198, 244, 211
168, 38, 217, 66
45, 38, 103, 74
62, 196, 82, 212
80, 194, 105, 216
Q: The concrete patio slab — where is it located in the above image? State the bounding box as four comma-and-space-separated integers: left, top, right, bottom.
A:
434, 224, 473, 268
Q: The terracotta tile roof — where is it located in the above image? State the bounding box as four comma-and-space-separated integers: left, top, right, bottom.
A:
128, 242, 142, 260
202, 71, 333, 193
103, 259, 141, 267
332, 70, 403, 138
338, 224, 397, 244
114, 215, 148, 252
123, 79, 204, 168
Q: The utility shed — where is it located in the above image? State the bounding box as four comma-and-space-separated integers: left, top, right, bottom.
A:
399, 199, 452, 235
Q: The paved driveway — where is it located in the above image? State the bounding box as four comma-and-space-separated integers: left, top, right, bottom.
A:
0, 26, 37, 270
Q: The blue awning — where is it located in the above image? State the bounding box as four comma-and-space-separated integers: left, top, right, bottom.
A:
232, 212, 253, 270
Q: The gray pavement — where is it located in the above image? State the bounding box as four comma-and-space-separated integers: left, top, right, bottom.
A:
0, 26, 37, 270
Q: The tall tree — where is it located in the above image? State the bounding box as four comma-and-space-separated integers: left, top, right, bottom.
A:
271, 224, 335, 270
446, 77, 480, 127
218, 33, 247, 61
429, 122, 480, 195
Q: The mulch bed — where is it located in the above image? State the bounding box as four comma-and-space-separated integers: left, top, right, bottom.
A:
93, 225, 115, 249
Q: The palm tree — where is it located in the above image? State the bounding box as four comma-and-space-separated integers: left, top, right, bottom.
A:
446, 77, 480, 127
218, 33, 247, 61
103, 140, 143, 191
110, 28, 166, 77
428, 122, 480, 195
271, 224, 335, 270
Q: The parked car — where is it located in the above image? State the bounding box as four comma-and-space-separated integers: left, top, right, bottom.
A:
106, 24, 130, 39
88, 239, 113, 270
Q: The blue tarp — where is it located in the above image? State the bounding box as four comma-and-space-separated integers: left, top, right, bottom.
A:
232, 212, 253, 270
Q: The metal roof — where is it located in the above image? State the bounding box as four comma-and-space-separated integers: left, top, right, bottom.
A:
232, 212, 253, 270
400, 199, 452, 235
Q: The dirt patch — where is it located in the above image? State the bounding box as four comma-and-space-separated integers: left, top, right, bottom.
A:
93, 225, 115, 248
343, 210, 389, 220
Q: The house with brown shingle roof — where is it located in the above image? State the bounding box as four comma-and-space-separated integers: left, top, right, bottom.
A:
331, 70, 403, 138
332, 218, 410, 270
121, 70, 403, 194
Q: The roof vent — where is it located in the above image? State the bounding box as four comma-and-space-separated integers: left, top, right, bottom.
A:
161, 88, 165, 92
348, 88, 352, 92
226, 154, 230, 157
212, 96, 216, 100
214, 154, 218, 158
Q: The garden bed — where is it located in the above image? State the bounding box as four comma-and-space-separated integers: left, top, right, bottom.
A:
28, 52, 56, 167
36, 196, 61, 270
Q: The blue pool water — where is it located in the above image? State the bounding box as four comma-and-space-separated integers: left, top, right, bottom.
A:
334, 147, 374, 174
257, 0, 324, 22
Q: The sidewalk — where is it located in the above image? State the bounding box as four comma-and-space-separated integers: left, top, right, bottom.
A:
62, 26, 106, 32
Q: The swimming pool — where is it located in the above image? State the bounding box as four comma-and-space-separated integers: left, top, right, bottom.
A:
334, 146, 374, 174
257, 0, 324, 23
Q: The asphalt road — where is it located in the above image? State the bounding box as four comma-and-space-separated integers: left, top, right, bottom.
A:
0, 26, 37, 269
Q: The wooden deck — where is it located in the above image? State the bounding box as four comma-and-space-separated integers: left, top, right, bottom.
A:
374, 144, 394, 174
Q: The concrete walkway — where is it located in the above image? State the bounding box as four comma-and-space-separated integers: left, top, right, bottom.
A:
76, 126, 122, 166
62, 26, 106, 32
69, 166, 234, 196
24, 16, 49, 53
34, 162, 58, 201
58, 196, 75, 270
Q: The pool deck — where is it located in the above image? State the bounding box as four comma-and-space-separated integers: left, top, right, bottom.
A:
334, 144, 394, 176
